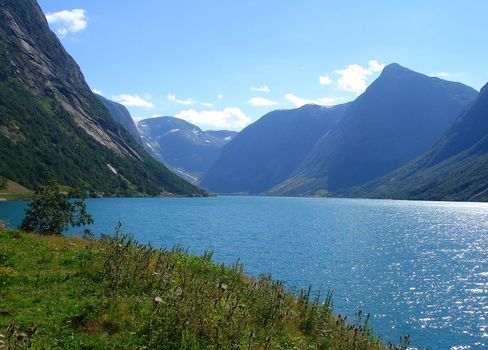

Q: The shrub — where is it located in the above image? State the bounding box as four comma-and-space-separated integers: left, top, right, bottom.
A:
19, 179, 93, 235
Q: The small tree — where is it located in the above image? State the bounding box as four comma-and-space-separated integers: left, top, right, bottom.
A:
20, 179, 93, 235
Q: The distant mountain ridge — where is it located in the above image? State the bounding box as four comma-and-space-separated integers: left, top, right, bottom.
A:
0, 0, 205, 196
2, 0, 482, 201
201, 103, 349, 194
202, 63, 477, 196
138, 116, 237, 183
269, 63, 478, 196
342, 81, 488, 201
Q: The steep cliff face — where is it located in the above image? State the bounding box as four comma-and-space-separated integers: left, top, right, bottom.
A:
0, 0, 139, 156
0, 0, 205, 196
96, 94, 142, 145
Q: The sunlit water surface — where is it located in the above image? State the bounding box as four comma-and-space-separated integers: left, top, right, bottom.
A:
1, 196, 487, 349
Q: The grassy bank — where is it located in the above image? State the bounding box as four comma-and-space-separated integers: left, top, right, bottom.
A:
0, 228, 406, 349
0, 179, 32, 201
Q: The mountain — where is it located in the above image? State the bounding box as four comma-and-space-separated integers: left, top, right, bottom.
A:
138, 116, 237, 183
0, 0, 205, 196
201, 104, 349, 194
342, 82, 488, 201
205, 130, 237, 140
270, 64, 478, 196
95, 94, 142, 145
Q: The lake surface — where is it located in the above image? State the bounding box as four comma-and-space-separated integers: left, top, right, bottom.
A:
1, 196, 487, 349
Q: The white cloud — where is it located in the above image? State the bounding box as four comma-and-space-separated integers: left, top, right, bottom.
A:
175, 108, 251, 129
91, 88, 103, 95
250, 85, 271, 93
248, 97, 278, 107
45, 9, 87, 36
334, 60, 385, 94
217, 94, 224, 99
431, 72, 450, 78
368, 60, 385, 72
167, 94, 194, 105
285, 93, 341, 107
319, 75, 333, 85
112, 94, 154, 109
167, 94, 213, 107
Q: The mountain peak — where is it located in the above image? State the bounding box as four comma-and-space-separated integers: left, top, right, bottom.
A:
379, 63, 417, 77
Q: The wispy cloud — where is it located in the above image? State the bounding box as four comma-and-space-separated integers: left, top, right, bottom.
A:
45, 9, 87, 37
167, 94, 213, 108
431, 71, 450, 78
112, 94, 154, 109
319, 75, 333, 85
250, 85, 271, 93
248, 97, 278, 107
285, 94, 341, 107
91, 88, 103, 95
334, 59, 385, 94
167, 94, 193, 105
175, 108, 251, 130
217, 94, 224, 99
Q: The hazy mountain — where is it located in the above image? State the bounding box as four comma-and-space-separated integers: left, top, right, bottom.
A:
201, 104, 349, 194
343, 82, 488, 201
270, 64, 478, 196
205, 130, 237, 140
138, 117, 237, 183
0, 0, 205, 196
95, 94, 142, 145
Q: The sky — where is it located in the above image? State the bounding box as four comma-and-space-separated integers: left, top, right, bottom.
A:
38, 0, 488, 131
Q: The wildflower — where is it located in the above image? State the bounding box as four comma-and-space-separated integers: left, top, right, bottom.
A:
153, 296, 163, 307
220, 283, 228, 292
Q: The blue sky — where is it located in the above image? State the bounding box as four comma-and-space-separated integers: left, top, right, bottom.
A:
39, 0, 487, 131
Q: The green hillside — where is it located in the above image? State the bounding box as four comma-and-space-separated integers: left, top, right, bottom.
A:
0, 0, 205, 197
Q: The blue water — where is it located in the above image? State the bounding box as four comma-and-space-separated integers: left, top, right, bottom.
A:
1, 196, 487, 349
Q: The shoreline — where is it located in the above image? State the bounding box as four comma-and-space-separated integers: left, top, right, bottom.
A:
0, 229, 394, 349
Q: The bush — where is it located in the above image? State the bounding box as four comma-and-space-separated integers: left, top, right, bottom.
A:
19, 179, 93, 235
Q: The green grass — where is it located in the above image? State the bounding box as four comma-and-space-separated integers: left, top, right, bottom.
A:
0, 228, 407, 349
0, 178, 32, 201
